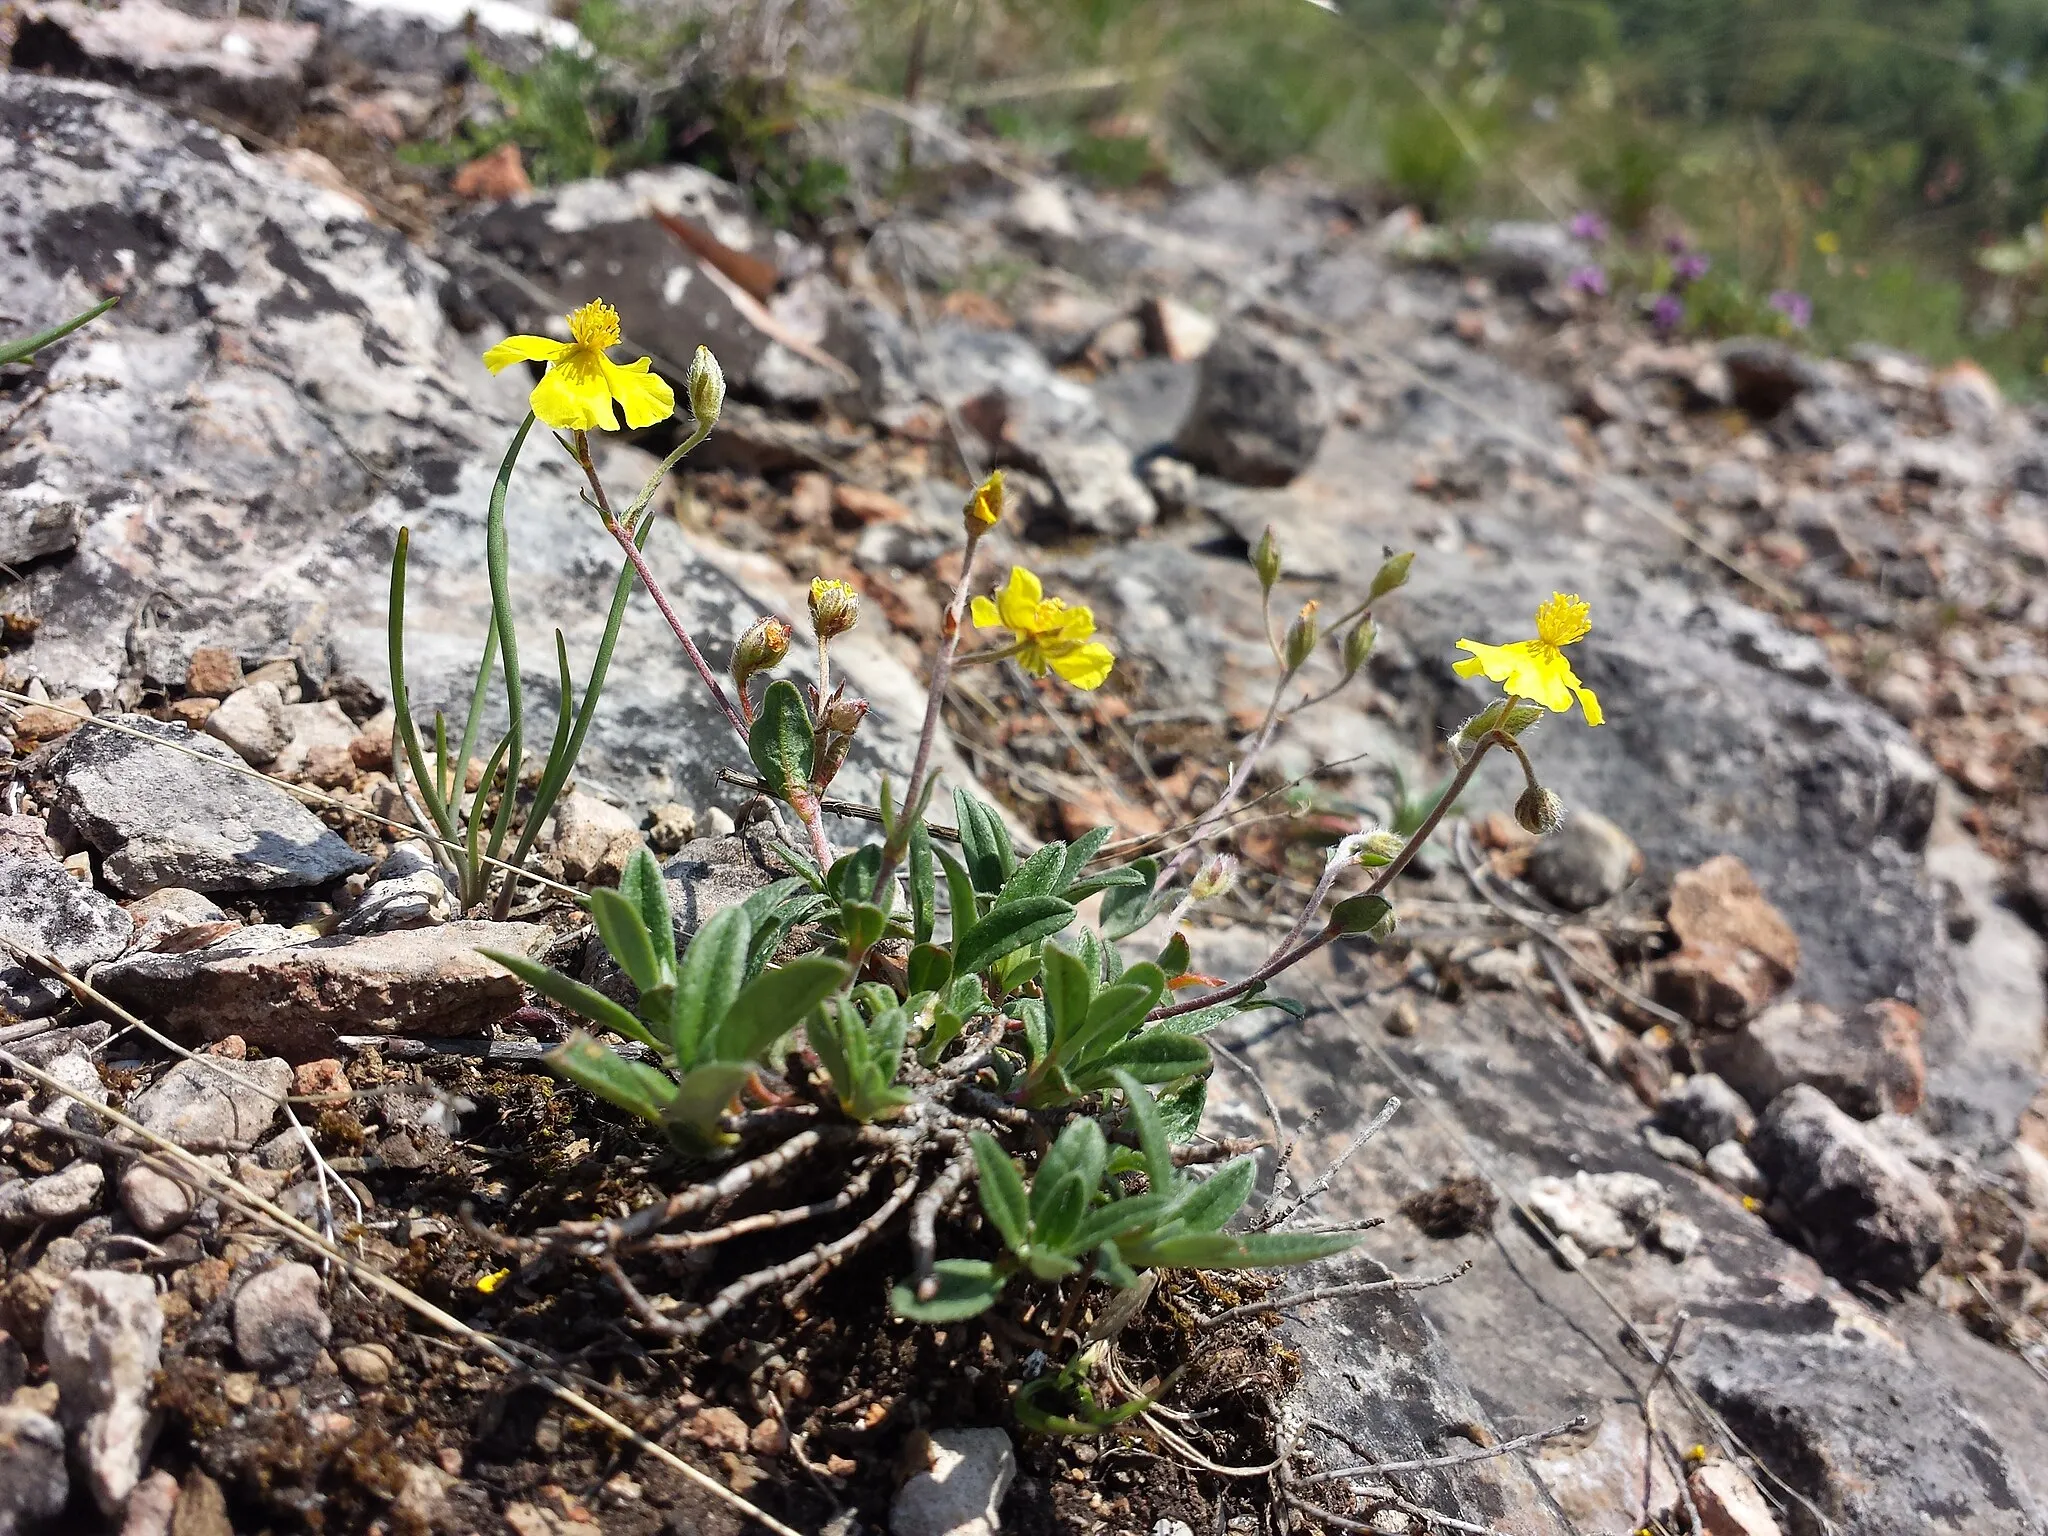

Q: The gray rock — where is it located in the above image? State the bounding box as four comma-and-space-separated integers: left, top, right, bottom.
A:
270, 698, 357, 780
1708, 998, 1926, 1120
890, 1427, 1015, 1536
44, 717, 368, 896
290, 0, 581, 77
43, 1269, 162, 1515
232, 1261, 330, 1375
0, 1406, 69, 1536
0, 1161, 104, 1230
1171, 322, 1329, 486
1475, 221, 1583, 293
123, 1055, 292, 1149
117, 1162, 208, 1238
1749, 1084, 1954, 1289
450, 165, 850, 405
1705, 1139, 1767, 1198
0, 77, 911, 832
202, 681, 291, 766
899, 322, 1156, 535
1524, 810, 1641, 910
1524, 1170, 1667, 1256
33, 1050, 108, 1137
1688, 1308, 2045, 1535
97, 921, 551, 1058
1719, 337, 1828, 417
338, 842, 452, 934
551, 790, 642, 886
1655, 1072, 1756, 1153
13, 0, 318, 138
1646, 1209, 1701, 1261
0, 850, 134, 1017
123, 886, 231, 954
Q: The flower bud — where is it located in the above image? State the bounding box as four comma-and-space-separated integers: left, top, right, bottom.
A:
1341, 617, 1377, 680
730, 615, 790, 689
1367, 549, 1414, 603
1189, 853, 1239, 903
808, 577, 860, 641
1515, 785, 1566, 836
1252, 526, 1282, 594
1500, 702, 1543, 736
1282, 600, 1320, 671
687, 345, 725, 431
963, 469, 1005, 532
1454, 699, 1509, 752
1355, 829, 1407, 868
819, 695, 869, 736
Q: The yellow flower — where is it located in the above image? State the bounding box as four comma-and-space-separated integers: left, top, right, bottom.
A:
964, 470, 1005, 530
970, 566, 1115, 690
481, 299, 675, 433
475, 1267, 512, 1294
1453, 592, 1604, 725
1815, 230, 1840, 256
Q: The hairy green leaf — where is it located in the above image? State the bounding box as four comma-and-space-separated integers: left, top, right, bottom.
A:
483, 949, 660, 1052
971, 1132, 1031, 1257
708, 955, 850, 1065
952, 895, 1075, 978
890, 1260, 1007, 1322
748, 678, 815, 793
544, 1032, 675, 1124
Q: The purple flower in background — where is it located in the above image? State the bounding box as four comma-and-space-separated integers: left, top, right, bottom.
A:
1650, 293, 1685, 332
1662, 234, 1690, 255
1569, 211, 1609, 244
1566, 264, 1608, 297
1769, 289, 1813, 329
1671, 252, 1711, 285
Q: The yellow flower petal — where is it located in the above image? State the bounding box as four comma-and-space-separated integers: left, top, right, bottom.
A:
529, 347, 617, 432
1050, 641, 1114, 690
1571, 679, 1604, 727
599, 353, 676, 429
970, 595, 1001, 629
482, 334, 570, 373
996, 567, 1043, 631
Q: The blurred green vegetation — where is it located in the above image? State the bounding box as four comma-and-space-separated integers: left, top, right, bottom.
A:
853, 0, 2048, 388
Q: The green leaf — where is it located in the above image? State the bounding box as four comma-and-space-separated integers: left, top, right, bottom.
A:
1113, 1070, 1175, 1193
808, 1001, 860, 1104
663, 1062, 752, 1153
1166, 1156, 1256, 1235
1141, 1229, 1360, 1270
1069, 962, 1168, 1065
1156, 932, 1191, 977
891, 1260, 1007, 1322
936, 844, 981, 951
1063, 864, 1151, 901
1015, 996, 1050, 1067
1057, 826, 1111, 891
1068, 1190, 1178, 1253
996, 841, 1066, 905
708, 955, 850, 1065
748, 678, 815, 793
827, 844, 883, 905
1152, 1002, 1235, 1037
483, 949, 661, 1052
953, 896, 1075, 979
588, 887, 661, 997
1029, 1172, 1091, 1258
1040, 942, 1095, 1051
953, 789, 1014, 892
1154, 1075, 1208, 1141
1329, 893, 1393, 935
0, 295, 116, 367
909, 820, 937, 946
1029, 1119, 1107, 1249
672, 905, 753, 1066
617, 848, 676, 984
907, 943, 953, 995
1099, 858, 1164, 940
544, 1032, 676, 1124
971, 1133, 1031, 1257
1085, 1030, 1211, 1087
837, 900, 888, 953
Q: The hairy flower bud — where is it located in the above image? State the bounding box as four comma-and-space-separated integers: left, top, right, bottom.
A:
687, 345, 725, 431
1252, 525, 1282, 594
1190, 853, 1239, 903
1355, 829, 1407, 868
1367, 549, 1414, 603
819, 695, 869, 736
1453, 698, 1510, 754
1341, 617, 1377, 680
964, 469, 1005, 532
1500, 702, 1544, 736
1515, 785, 1566, 836
1283, 600, 1320, 671
808, 577, 860, 641
730, 615, 790, 689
